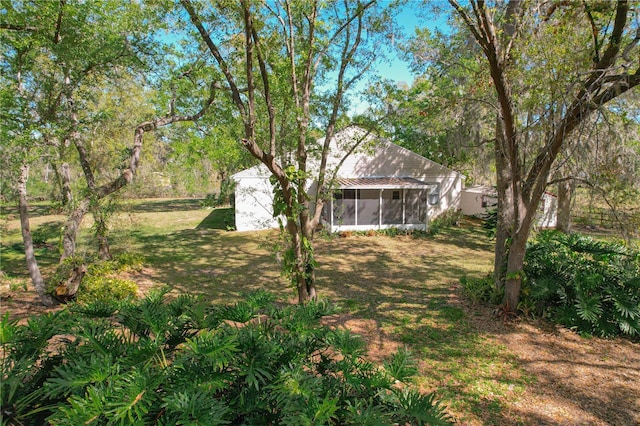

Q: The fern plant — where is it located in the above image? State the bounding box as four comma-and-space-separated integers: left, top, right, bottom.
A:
1, 291, 452, 425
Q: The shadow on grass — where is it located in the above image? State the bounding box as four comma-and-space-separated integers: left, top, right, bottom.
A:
123, 225, 288, 302
309, 227, 527, 424
196, 207, 234, 230
125, 198, 203, 213
9, 201, 633, 425
1, 202, 57, 219
1, 220, 64, 278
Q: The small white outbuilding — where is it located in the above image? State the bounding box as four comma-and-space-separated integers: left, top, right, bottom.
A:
232, 127, 465, 232
460, 185, 498, 217
460, 185, 558, 228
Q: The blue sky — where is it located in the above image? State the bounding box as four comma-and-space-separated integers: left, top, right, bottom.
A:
348, 2, 452, 114
377, 2, 452, 85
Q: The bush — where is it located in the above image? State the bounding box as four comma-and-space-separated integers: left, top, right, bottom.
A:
0, 291, 452, 425
522, 230, 640, 338
77, 275, 138, 304
481, 208, 497, 239
428, 209, 463, 236
201, 179, 236, 208
460, 274, 502, 305
48, 254, 140, 304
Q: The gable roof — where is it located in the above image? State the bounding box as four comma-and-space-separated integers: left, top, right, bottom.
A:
231, 163, 270, 179
232, 126, 461, 181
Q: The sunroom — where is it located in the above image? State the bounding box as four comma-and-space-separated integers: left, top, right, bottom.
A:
321, 177, 439, 232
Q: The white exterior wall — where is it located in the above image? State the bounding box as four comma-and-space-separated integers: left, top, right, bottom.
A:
323, 130, 464, 218
537, 193, 558, 228
458, 186, 558, 228
232, 168, 281, 232
460, 190, 485, 216
232, 127, 465, 232
460, 186, 497, 216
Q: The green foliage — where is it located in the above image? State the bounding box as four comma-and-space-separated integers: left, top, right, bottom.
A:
111, 252, 144, 272
78, 275, 138, 305
428, 209, 463, 236
201, 179, 236, 208
48, 254, 141, 304
481, 208, 497, 239
0, 292, 451, 425
522, 231, 640, 339
459, 274, 503, 305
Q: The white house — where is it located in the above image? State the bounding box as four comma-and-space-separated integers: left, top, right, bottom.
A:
232, 127, 465, 232
460, 185, 558, 228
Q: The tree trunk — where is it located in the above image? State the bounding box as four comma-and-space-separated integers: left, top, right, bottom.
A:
92, 204, 112, 260
51, 162, 73, 206
54, 263, 87, 301
289, 226, 308, 304
503, 231, 527, 312
60, 162, 73, 206
95, 221, 112, 261
61, 198, 90, 260
493, 121, 513, 291
18, 164, 56, 307
556, 178, 573, 233
302, 222, 317, 301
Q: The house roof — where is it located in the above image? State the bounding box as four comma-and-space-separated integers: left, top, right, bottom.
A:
231, 163, 270, 179
232, 126, 464, 181
335, 177, 432, 189
462, 185, 497, 195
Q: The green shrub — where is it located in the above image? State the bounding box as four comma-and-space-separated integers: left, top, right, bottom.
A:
428, 209, 463, 236
0, 291, 452, 425
112, 252, 144, 272
77, 275, 138, 304
481, 207, 497, 239
522, 230, 640, 339
460, 274, 502, 304
201, 180, 236, 208
48, 254, 141, 304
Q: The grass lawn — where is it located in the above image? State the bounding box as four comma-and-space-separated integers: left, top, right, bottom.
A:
1, 198, 639, 425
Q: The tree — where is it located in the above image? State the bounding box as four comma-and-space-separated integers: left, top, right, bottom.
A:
1, 1, 216, 304
372, 22, 496, 184
449, 0, 640, 312
181, 0, 398, 303
552, 94, 640, 239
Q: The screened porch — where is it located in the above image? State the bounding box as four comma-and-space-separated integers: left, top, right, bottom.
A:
321, 177, 438, 232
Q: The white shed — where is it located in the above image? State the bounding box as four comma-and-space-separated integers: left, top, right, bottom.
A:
537, 192, 558, 228
232, 164, 281, 232
460, 185, 497, 217
460, 185, 558, 229
232, 127, 465, 232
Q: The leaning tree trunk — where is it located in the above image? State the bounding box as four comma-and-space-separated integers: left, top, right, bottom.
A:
61, 198, 90, 261
18, 164, 56, 307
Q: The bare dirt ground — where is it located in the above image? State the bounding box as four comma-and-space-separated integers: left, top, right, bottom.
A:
466, 305, 640, 425
324, 295, 640, 425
